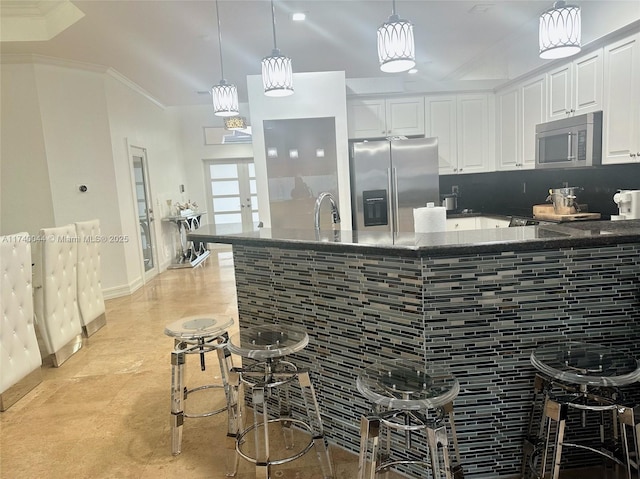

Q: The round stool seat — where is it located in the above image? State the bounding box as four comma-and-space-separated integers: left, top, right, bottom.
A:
164, 315, 234, 341
530, 341, 640, 387
357, 359, 460, 411
228, 324, 308, 360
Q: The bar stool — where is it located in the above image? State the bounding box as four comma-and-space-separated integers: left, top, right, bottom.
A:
164, 315, 235, 455
226, 324, 333, 479
356, 359, 464, 479
522, 341, 640, 479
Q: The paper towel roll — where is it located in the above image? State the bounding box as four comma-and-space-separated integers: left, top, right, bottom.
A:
413, 203, 446, 233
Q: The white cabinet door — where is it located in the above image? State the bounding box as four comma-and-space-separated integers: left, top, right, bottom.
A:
427, 94, 492, 175
547, 50, 603, 121
521, 75, 546, 168
425, 96, 458, 174
573, 49, 603, 115
496, 89, 520, 170
457, 94, 490, 174
477, 217, 510, 229
385, 97, 425, 137
347, 97, 425, 139
347, 99, 387, 139
446, 217, 477, 231
547, 64, 573, 120
603, 34, 640, 164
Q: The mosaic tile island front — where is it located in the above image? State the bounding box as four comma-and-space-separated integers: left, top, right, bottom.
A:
189, 220, 640, 478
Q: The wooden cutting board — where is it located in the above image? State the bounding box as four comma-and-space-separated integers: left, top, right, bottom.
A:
532, 204, 601, 221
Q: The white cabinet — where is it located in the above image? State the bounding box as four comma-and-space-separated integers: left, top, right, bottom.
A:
446, 217, 477, 231
446, 216, 510, 231
521, 75, 546, 168
347, 96, 425, 139
425, 94, 493, 175
547, 49, 603, 120
496, 75, 546, 171
603, 33, 640, 165
477, 217, 510, 229
496, 88, 520, 170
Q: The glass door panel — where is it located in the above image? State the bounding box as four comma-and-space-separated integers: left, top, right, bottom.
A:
205, 158, 258, 232
131, 147, 156, 278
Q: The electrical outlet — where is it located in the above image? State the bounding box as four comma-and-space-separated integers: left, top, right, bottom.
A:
452, 185, 459, 194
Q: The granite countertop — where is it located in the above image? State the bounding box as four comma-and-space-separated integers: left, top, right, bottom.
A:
188, 219, 640, 257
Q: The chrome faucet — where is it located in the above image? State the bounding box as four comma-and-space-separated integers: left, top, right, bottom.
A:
314, 192, 341, 230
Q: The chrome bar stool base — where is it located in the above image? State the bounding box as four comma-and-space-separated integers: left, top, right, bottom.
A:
226, 324, 333, 479
522, 342, 640, 479
356, 359, 464, 479
165, 315, 234, 456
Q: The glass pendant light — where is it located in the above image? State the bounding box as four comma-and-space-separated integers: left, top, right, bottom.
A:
377, 0, 415, 73
262, 0, 294, 97
211, 0, 239, 116
539, 1, 581, 60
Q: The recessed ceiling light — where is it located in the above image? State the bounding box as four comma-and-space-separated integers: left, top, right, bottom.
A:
292, 12, 306, 21
408, 68, 418, 74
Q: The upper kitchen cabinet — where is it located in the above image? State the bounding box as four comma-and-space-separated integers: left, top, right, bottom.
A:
496, 75, 546, 171
602, 33, 640, 165
547, 49, 603, 120
347, 96, 425, 139
496, 88, 519, 170
426, 94, 494, 175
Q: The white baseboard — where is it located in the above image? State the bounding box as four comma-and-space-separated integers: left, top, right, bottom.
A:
102, 276, 144, 299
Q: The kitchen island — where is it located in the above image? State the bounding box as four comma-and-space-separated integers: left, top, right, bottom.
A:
188, 221, 640, 478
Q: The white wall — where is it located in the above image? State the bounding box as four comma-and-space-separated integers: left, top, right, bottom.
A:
172, 104, 253, 228
0, 59, 186, 298
247, 71, 351, 229
0, 63, 55, 235
104, 73, 185, 289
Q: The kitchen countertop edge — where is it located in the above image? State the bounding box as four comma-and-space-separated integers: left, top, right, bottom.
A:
189, 220, 640, 258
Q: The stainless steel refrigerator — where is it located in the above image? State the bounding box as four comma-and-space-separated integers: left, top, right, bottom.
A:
350, 137, 440, 233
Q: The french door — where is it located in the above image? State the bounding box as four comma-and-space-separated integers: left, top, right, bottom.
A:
204, 158, 259, 233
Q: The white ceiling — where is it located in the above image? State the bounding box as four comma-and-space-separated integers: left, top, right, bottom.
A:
1, 0, 639, 106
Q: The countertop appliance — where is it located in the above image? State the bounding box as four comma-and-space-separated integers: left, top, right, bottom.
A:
442, 193, 458, 212
613, 190, 640, 219
535, 111, 602, 169
350, 137, 439, 233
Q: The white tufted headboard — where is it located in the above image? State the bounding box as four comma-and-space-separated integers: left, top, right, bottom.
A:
1, 233, 42, 408
32, 224, 83, 366
75, 220, 106, 336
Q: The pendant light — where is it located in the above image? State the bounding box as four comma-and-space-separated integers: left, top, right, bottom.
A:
539, 1, 581, 60
262, 0, 294, 97
377, 0, 415, 73
211, 0, 239, 116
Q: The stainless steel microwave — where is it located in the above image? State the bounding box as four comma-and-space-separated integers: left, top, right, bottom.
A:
535, 111, 602, 168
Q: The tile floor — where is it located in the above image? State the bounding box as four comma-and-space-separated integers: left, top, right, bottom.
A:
0, 251, 620, 478
0, 252, 366, 479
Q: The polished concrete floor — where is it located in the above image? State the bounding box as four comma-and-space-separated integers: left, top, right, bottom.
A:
0, 251, 623, 478
0, 252, 369, 479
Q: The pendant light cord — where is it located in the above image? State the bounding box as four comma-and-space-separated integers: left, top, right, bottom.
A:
270, 0, 278, 50
392, 0, 397, 15
215, 0, 225, 80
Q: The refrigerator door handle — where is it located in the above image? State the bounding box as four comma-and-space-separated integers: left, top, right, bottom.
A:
392, 167, 399, 233
387, 167, 394, 234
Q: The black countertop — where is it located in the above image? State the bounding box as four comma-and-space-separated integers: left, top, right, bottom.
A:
188, 219, 640, 258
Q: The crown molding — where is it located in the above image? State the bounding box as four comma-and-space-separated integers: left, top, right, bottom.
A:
106, 68, 166, 110
0, 53, 165, 109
